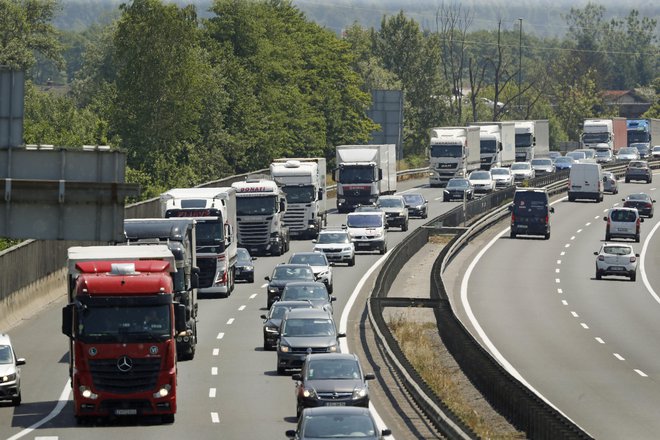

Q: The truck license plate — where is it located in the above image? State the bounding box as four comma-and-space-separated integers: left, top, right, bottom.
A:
115, 409, 137, 415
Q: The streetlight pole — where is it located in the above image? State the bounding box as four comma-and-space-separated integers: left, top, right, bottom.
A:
518, 18, 523, 116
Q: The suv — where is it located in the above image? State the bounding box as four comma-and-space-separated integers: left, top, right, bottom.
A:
312, 229, 355, 266
376, 195, 409, 231
265, 264, 316, 309
604, 207, 643, 242
0, 333, 26, 405
346, 211, 387, 255
276, 308, 345, 375
288, 252, 333, 293
292, 353, 375, 416
594, 243, 639, 282
402, 193, 428, 219
509, 188, 554, 239
625, 160, 652, 183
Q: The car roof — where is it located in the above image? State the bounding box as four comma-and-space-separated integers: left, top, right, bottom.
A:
301, 406, 372, 416
305, 352, 358, 362
284, 307, 332, 320
514, 187, 547, 194
284, 281, 328, 288
377, 195, 404, 200
272, 300, 317, 308
0, 333, 12, 345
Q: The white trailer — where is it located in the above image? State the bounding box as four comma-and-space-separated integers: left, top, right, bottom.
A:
270, 158, 327, 238
334, 144, 396, 213
160, 187, 238, 297
428, 126, 481, 187
468, 121, 516, 169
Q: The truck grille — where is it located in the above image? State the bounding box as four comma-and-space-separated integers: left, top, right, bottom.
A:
196, 256, 217, 288
237, 218, 271, 246
283, 206, 307, 232
89, 358, 161, 394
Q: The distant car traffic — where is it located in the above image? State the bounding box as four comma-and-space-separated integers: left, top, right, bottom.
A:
622, 193, 655, 218
235, 247, 256, 283
261, 301, 315, 350
490, 167, 514, 188
510, 162, 535, 182
288, 252, 333, 293
547, 151, 562, 162
594, 243, 639, 282
630, 142, 650, 158
468, 170, 494, 194
572, 149, 596, 161
313, 229, 355, 267
0, 333, 26, 405
286, 406, 392, 439
530, 158, 556, 175
443, 178, 474, 201
602, 171, 618, 194
603, 207, 643, 242
594, 148, 614, 163
565, 151, 587, 163
625, 160, 652, 183
401, 193, 428, 219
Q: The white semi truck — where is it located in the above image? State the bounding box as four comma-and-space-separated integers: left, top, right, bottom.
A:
512, 120, 550, 161
231, 179, 290, 256
270, 158, 327, 239
333, 144, 396, 213
428, 126, 481, 187
468, 121, 516, 169
160, 187, 238, 297
581, 118, 626, 153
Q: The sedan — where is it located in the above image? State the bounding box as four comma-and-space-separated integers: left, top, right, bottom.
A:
530, 158, 555, 175
622, 193, 655, 218
594, 243, 639, 281
624, 160, 652, 183
490, 167, 514, 188
235, 247, 255, 283
260, 300, 315, 350
401, 193, 428, 219
602, 171, 618, 194
288, 251, 334, 293
652, 145, 660, 158
292, 353, 375, 416
617, 147, 641, 161
468, 170, 494, 194
286, 406, 392, 439
554, 156, 575, 171
443, 178, 474, 201
565, 151, 586, 163
631, 142, 650, 158
0, 333, 26, 405
279, 281, 336, 314
510, 162, 535, 182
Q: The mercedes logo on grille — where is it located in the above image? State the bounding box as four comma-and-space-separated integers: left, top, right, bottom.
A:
117, 356, 133, 372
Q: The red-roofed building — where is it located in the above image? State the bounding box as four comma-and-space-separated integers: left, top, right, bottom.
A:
602, 90, 651, 118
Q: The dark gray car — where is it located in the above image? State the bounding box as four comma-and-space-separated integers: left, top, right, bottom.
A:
265, 264, 316, 309
279, 281, 336, 314
261, 300, 315, 350
286, 406, 392, 439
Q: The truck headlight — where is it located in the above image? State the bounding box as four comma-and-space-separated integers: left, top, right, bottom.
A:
153, 384, 172, 398
79, 386, 98, 400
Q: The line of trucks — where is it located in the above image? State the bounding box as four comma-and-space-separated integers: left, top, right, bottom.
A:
580, 117, 660, 156
59, 144, 403, 423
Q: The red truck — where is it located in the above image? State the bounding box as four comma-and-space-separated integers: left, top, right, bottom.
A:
62, 245, 186, 424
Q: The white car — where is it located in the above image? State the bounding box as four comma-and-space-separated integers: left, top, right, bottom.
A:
313, 229, 355, 267
530, 158, 555, 174
616, 147, 640, 161
565, 151, 586, 163
651, 145, 660, 158
594, 148, 613, 163
346, 211, 387, 255
288, 252, 334, 293
468, 170, 494, 193
0, 333, 26, 406
490, 167, 513, 188
510, 162, 535, 182
594, 243, 639, 281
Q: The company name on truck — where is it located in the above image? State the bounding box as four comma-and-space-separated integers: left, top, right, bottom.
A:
168, 209, 220, 217
237, 186, 274, 193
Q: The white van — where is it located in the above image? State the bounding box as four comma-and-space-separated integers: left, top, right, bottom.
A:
568, 162, 603, 202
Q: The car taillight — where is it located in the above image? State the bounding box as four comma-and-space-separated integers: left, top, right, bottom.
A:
545, 215, 549, 224
646, 203, 653, 209
598, 255, 604, 261
630, 256, 637, 263
511, 213, 515, 224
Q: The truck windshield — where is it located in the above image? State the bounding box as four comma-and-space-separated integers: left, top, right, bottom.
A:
515, 134, 533, 148
430, 144, 462, 158
582, 132, 608, 143
196, 220, 225, 253
282, 185, 315, 203
338, 165, 375, 184
78, 305, 171, 343
236, 195, 278, 216
628, 132, 649, 144
347, 215, 382, 228
480, 140, 497, 154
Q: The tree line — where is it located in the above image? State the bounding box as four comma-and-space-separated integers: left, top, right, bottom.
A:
1, 0, 658, 200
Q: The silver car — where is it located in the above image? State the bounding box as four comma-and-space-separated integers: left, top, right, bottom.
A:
594, 243, 639, 281
490, 167, 514, 188
288, 251, 334, 293
510, 162, 535, 182
603, 207, 643, 242
530, 158, 555, 174
0, 333, 26, 405
602, 171, 618, 194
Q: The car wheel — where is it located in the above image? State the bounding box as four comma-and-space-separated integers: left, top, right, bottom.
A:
277, 366, 286, 375
443, 197, 449, 202
544, 232, 550, 240
635, 234, 640, 243
568, 195, 575, 202
402, 221, 408, 232
422, 212, 428, 219
605, 233, 611, 241
11, 392, 21, 406
296, 403, 303, 418
595, 269, 601, 280
379, 244, 387, 255
625, 178, 630, 183
348, 256, 355, 267
328, 283, 333, 294
631, 272, 637, 282
248, 274, 254, 283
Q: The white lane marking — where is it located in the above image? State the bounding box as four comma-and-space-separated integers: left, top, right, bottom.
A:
613, 203, 619, 207
577, 229, 583, 233
6, 380, 71, 440
227, 318, 235, 325
651, 187, 657, 191
217, 332, 225, 339
603, 209, 609, 213
635, 369, 648, 377
570, 236, 576, 240
560, 251, 566, 256
213, 348, 220, 356
340, 253, 397, 438
555, 278, 561, 283
249, 293, 257, 299
557, 288, 563, 294
595, 215, 600, 220
238, 305, 246, 311
581, 323, 589, 329
571, 311, 579, 318
562, 300, 568, 305
565, 244, 570, 248
595, 337, 605, 344
556, 268, 560, 273
640, 220, 660, 305
585, 222, 591, 226
557, 260, 561, 265
209, 388, 217, 398
211, 412, 220, 423
614, 353, 625, 361
261, 283, 268, 288
212, 367, 218, 376
35, 437, 58, 440
434, 196, 443, 201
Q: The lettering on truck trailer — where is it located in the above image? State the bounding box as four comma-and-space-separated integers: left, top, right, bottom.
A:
236, 186, 274, 193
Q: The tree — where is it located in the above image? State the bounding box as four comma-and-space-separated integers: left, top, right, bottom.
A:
0, 0, 63, 71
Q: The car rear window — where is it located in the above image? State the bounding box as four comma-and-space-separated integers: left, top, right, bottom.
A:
513, 192, 548, 211
603, 246, 631, 255
610, 210, 637, 222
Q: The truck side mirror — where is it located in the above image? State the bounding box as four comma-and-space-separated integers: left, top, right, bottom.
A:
175, 304, 187, 333
378, 169, 383, 181
318, 189, 324, 201
332, 169, 338, 182
191, 270, 199, 289
62, 304, 74, 337
280, 199, 286, 212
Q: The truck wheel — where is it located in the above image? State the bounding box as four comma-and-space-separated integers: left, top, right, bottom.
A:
162, 414, 175, 424
625, 178, 630, 183
348, 256, 355, 267
510, 231, 516, 239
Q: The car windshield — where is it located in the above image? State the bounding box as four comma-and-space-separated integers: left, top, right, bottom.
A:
531, 159, 551, 166
470, 171, 491, 180
490, 168, 509, 176
595, 149, 610, 156
567, 152, 586, 159
236, 248, 252, 263
307, 359, 361, 380
302, 413, 376, 438
269, 303, 310, 320
282, 284, 328, 301
555, 157, 574, 163
317, 233, 350, 244
282, 318, 335, 337
610, 210, 637, 222
347, 215, 382, 228
511, 163, 530, 170
290, 254, 327, 266
0, 345, 13, 364
626, 194, 649, 201
402, 194, 424, 204
603, 246, 632, 255
628, 161, 646, 168
619, 148, 637, 155
272, 266, 314, 281
447, 179, 469, 188
377, 198, 404, 208
653, 146, 660, 152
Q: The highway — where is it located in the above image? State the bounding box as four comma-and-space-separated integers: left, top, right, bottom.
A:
451, 175, 660, 439
0, 177, 456, 440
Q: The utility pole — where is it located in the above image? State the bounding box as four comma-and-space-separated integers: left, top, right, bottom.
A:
518, 18, 523, 116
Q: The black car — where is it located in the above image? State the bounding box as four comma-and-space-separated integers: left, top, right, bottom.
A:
509, 188, 554, 239
625, 160, 652, 183
265, 264, 316, 309
402, 193, 428, 218
260, 300, 315, 350
622, 193, 655, 218
443, 178, 474, 202
235, 247, 255, 283
293, 353, 375, 417
286, 406, 392, 439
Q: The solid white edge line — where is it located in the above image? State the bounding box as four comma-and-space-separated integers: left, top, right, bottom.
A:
640, 219, 660, 305
7, 380, 71, 440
